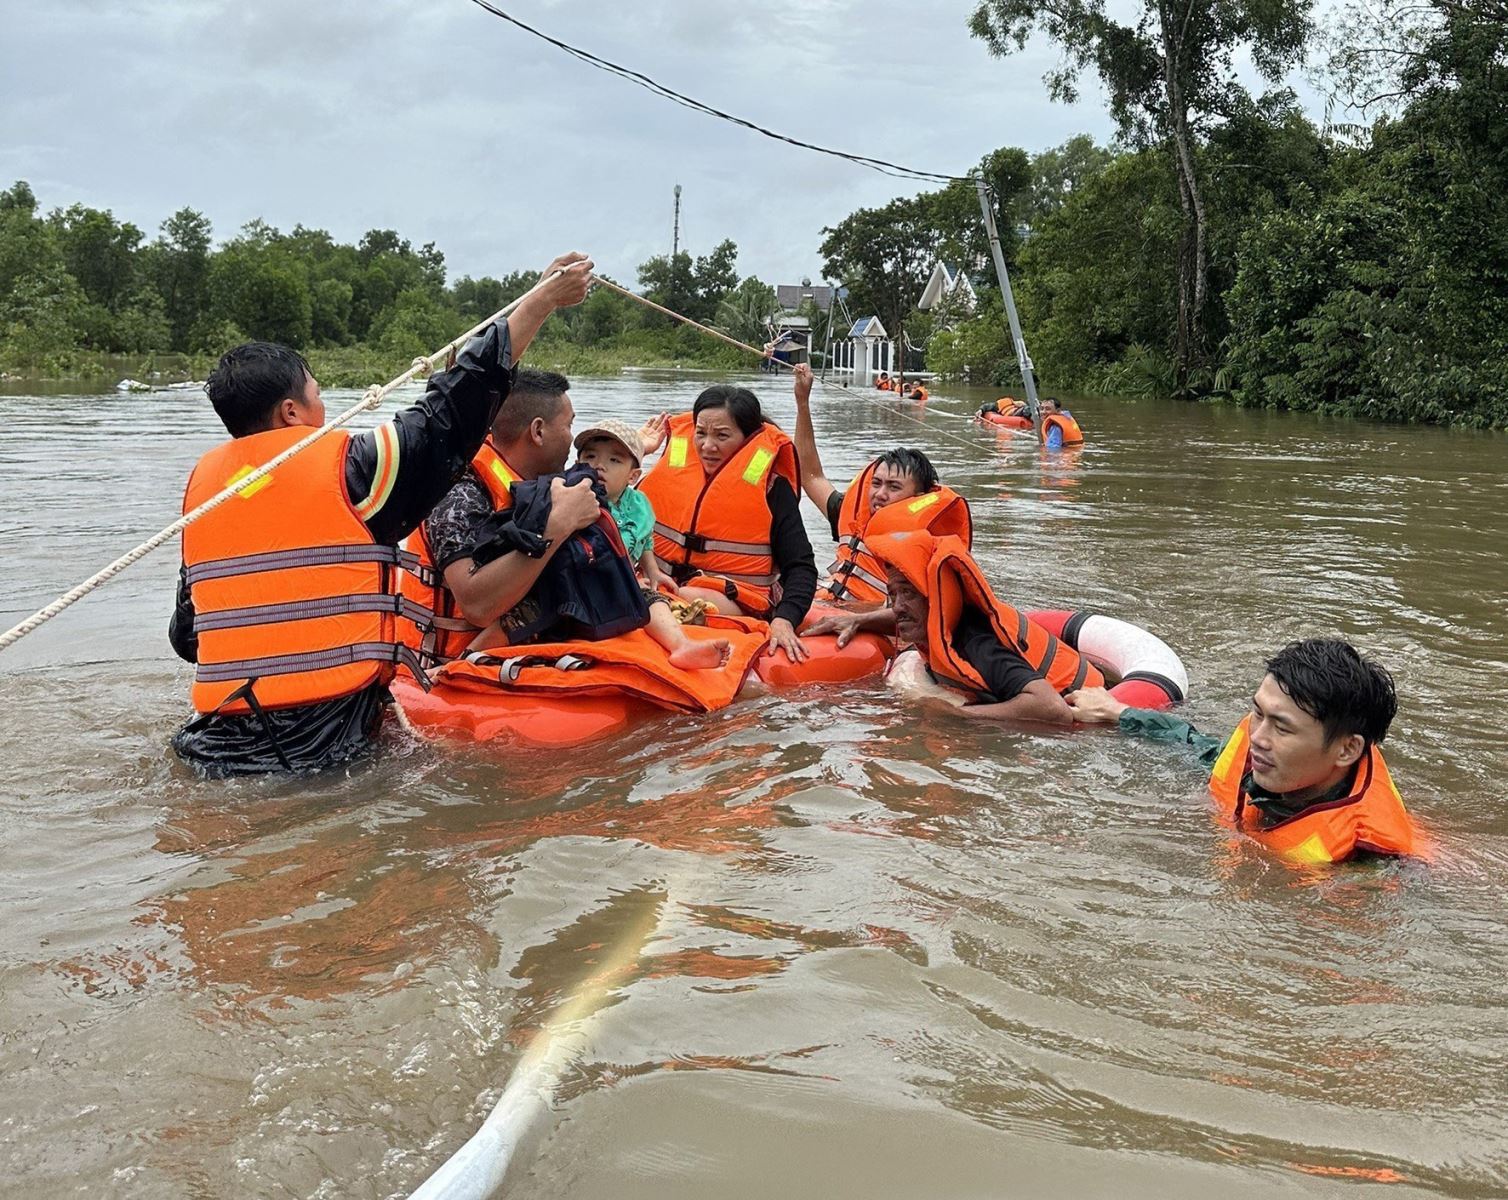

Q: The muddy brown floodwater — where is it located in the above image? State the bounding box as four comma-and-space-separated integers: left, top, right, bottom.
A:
1, 371, 1505, 1198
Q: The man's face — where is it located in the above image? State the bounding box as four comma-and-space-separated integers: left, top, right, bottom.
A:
868, 462, 922, 514
577, 436, 639, 501
540, 392, 576, 474
1246, 673, 1360, 799
887, 569, 929, 649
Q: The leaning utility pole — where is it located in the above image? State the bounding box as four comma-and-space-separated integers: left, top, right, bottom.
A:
975, 180, 1039, 417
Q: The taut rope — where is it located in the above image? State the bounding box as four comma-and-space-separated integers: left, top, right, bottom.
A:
0, 272, 567, 657
591, 275, 1012, 459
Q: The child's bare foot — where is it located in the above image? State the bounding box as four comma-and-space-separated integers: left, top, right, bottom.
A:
668, 637, 730, 670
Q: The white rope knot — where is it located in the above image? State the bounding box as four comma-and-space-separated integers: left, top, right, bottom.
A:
411, 355, 432, 378
361, 384, 385, 411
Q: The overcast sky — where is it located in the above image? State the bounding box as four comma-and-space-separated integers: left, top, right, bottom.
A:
3, 0, 1330, 289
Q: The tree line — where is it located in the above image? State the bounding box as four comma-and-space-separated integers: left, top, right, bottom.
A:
0, 187, 776, 380
822, 0, 1506, 428
3, 0, 1503, 426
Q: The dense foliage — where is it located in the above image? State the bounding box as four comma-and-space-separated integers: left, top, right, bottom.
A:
0, 190, 754, 382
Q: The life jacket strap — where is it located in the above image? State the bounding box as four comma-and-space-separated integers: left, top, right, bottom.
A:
653, 523, 772, 557
185, 543, 418, 585
191, 592, 437, 634
195, 640, 431, 690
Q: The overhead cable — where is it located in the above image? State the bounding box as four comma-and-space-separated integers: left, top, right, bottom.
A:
465, 0, 970, 185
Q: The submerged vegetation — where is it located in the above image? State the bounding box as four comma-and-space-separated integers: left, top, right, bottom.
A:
2, 1, 1503, 426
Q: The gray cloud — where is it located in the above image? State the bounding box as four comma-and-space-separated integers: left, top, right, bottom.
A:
2, 1, 1318, 290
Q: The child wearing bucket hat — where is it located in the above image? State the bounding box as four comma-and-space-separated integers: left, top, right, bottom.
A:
575, 420, 730, 670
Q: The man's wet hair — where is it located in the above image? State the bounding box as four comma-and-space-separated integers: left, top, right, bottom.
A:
875, 447, 938, 492
205, 342, 312, 437
495, 368, 570, 441
1266, 638, 1397, 747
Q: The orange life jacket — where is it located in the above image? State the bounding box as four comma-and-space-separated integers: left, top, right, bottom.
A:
639, 412, 799, 615
398, 438, 522, 667
1042, 413, 1084, 445
865, 531, 1105, 698
1208, 716, 1419, 863
908, 385, 929, 402
820, 460, 973, 605
181, 427, 430, 716
876, 379, 894, 391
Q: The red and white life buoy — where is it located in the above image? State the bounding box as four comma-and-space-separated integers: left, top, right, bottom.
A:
1026, 609, 1187, 709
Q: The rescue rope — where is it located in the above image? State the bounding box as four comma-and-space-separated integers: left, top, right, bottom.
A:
0, 273, 566, 658
591, 276, 1019, 459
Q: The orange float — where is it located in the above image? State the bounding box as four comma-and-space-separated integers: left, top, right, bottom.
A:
392, 609, 893, 749
981, 410, 1033, 431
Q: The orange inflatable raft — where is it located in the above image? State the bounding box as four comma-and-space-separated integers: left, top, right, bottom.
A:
392, 610, 893, 749
981, 410, 1033, 431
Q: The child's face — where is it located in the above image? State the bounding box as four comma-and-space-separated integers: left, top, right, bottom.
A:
577, 437, 640, 500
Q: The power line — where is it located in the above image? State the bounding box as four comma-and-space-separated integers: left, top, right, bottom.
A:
465, 0, 970, 185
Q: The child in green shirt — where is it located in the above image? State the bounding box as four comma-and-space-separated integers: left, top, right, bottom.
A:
574, 422, 730, 670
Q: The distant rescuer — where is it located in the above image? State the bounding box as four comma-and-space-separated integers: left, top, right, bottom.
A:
1067, 638, 1421, 864
167, 253, 594, 776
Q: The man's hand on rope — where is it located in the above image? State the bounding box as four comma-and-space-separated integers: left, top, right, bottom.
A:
538, 253, 594, 308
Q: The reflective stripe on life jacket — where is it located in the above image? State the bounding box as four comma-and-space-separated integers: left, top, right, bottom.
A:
865, 530, 1105, 698
182, 427, 430, 716
1042, 413, 1084, 445
820, 460, 973, 605
399, 438, 521, 667
1208, 716, 1418, 863
639, 412, 799, 615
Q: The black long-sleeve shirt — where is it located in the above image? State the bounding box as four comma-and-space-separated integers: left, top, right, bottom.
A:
168, 321, 515, 776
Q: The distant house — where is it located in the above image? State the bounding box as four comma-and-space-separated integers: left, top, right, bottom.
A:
828, 315, 894, 382
776, 283, 836, 312
918, 262, 977, 319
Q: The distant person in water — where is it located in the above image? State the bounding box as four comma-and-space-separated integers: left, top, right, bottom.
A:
1039, 397, 1084, 448
1067, 638, 1420, 864
875, 372, 894, 391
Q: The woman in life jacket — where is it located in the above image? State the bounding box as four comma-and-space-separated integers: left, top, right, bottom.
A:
1066, 638, 1421, 865
639, 385, 818, 663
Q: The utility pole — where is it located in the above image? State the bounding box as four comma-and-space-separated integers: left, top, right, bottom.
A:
975, 180, 1040, 417
672, 184, 682, 260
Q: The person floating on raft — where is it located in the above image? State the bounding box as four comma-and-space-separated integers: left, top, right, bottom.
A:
787, 363, 971, 618
167, 252, 595, 776
865, 530, 1106, 725
1066, 639, 1421, 865
638, 385, 817, 663
978, 395, 1029, 421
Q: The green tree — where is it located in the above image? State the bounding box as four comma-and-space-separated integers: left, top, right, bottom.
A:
143, 207, 212, 350
716, 276, 777, 346
969, 0, 1312, 385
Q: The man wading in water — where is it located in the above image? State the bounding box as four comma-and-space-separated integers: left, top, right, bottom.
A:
168, 253, 593, 776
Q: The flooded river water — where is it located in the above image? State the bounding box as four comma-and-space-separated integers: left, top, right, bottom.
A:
1, 371, 1505, 1198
